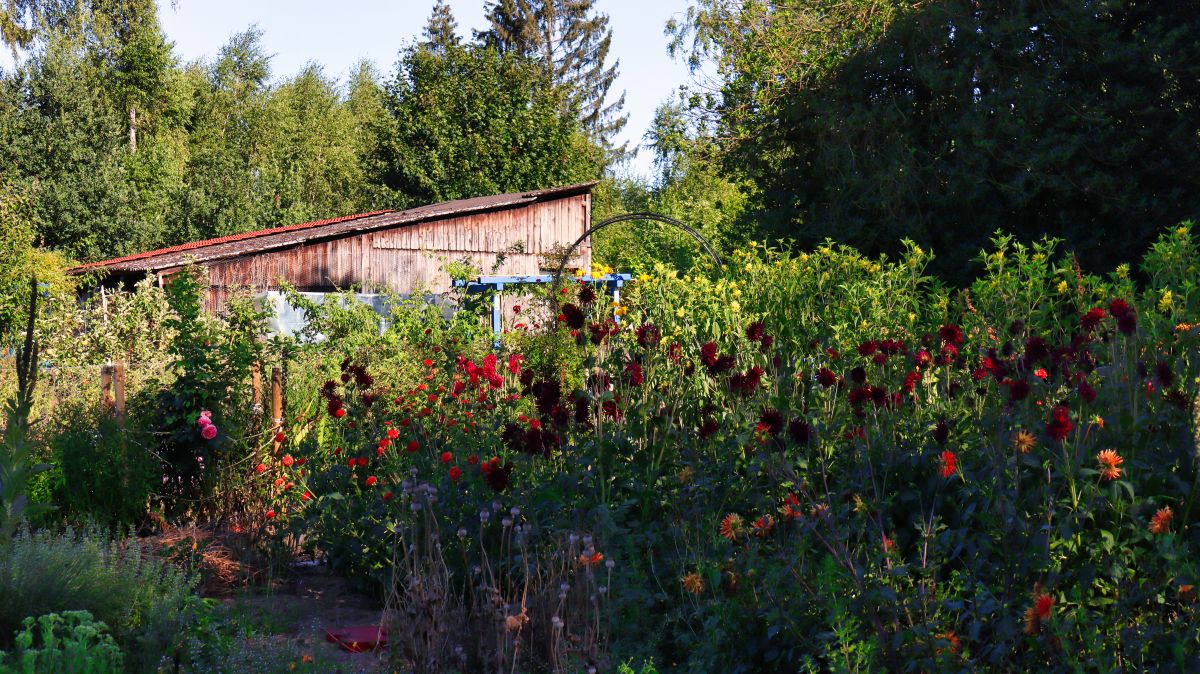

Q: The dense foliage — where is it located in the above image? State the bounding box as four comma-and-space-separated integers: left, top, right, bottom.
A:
669, 0, 1200, 279
241, 225, 1198, 671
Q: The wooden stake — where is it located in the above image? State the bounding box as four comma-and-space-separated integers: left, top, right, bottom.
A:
252, 362, 263, 413
115, 361, 128, 491
113, 361, 126, 424
271, 366, 283, 454
100, 364, 114, 413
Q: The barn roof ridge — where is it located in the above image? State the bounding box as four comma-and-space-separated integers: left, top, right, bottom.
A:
70, 181, 598, 275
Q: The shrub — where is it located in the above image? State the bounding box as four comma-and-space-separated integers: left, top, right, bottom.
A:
0, 526, 199, 672
0, 611, 123, 674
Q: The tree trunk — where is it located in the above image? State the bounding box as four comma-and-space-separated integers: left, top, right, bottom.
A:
128, 106, 137, 153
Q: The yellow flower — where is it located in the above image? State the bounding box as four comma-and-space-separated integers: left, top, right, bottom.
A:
682, 572, 705, 595
638, 273, 650, 282
1158, 290, 1174, 312
730, 301, 741, 312
1056, 280, 1069, 294
1116, 264, 1129, 279
1176, 226, 1189, 236
1013, 430, 1036, 454
675, 307, 685, 318
913, 245, 925, 257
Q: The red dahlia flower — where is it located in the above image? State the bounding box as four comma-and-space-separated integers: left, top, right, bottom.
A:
816, 368, 838, 388
1046, 405, 1073, 441
938, 324, 964, 346
939, 450, 958, 478
1080, 307, 1105, 331
746, 321, 766, 343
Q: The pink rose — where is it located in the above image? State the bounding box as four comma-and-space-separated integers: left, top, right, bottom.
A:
200, 424, 218, 440
197, 415, 212, 427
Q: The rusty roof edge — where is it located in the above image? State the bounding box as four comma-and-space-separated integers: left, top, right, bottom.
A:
79, 183, 598, 274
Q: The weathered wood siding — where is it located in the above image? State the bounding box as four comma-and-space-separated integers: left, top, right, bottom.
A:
201, 194, 591, 310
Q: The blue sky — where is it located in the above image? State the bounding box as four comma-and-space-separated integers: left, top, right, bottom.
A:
157, 0, 694, 179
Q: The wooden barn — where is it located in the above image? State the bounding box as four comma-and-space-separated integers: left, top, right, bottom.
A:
70, 183, 596, 314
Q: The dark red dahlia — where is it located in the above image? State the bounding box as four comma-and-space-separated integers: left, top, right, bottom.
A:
759, 334, 774, 353
707, 354, 736, 375
939, 324, 964, 346
1080, 308, 1105, 332
625, 362, 645, 386
561, 303, 586, 330
698, 418, 720, 439
532, 379, 562, 417
1077, 379, 1096, 404
589, 322, 608, 345
1046, 405, 1073, 441
788, 418, 813, 445
869, 385, 889, 408
746, 321, 765, 343
578, 284, 596, 306
700, 341, 719, 367
759, 408, 784, 436
850, 366, 867, 384
1024, 336, 1050, 365
484, 461, 513, 492
858, 340, 879, 357
848, 386, 869, 407
933, 420, 949, 445
1155, 360, 1175, 389
636, 323, 661, 348
1007, 379, 1030, 402
816, 368, 838, 388
667, 342, 683, 363
903, 370, 921, 393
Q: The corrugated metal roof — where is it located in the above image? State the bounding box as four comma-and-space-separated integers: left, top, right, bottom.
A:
70, 182, 598, 275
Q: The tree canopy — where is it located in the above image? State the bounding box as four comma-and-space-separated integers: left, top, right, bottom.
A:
671, 0, 1200, 278
0, 1, 606, 263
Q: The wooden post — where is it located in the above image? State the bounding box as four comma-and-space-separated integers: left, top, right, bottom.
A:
100, 364, 114, 413
251, 362, 263, 413
271, 366, 283, 454
113, 361, 126, 424
114, 361, 128, 491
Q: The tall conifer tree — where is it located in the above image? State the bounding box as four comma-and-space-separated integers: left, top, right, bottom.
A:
422, 0, 459, 53
477, 0, 627, 162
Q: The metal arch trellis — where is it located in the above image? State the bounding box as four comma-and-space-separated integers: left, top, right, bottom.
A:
549, 211, 724, 310
452, 212, 723, 345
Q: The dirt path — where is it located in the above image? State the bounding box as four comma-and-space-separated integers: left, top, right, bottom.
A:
217, 567, 393, 673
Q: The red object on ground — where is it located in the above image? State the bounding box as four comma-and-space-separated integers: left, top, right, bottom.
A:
324, 625, 388, 653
